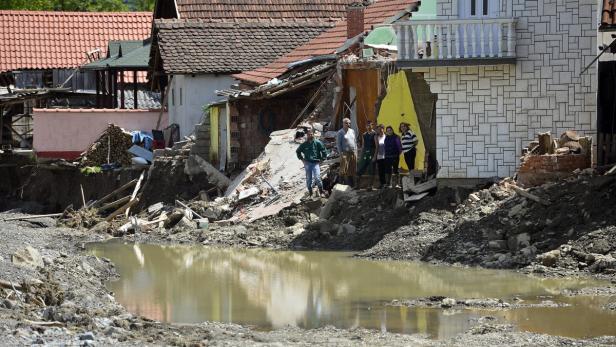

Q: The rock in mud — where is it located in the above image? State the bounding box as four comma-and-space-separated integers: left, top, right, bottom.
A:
441, 298, 457, 308
507, 233, 530, 252
12, 245, 44, 268
537, 250, 560, 267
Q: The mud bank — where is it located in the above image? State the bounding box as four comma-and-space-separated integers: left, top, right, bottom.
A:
2, 214, 616, 346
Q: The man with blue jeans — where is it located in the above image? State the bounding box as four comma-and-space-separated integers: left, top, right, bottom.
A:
296, 128, 328, 197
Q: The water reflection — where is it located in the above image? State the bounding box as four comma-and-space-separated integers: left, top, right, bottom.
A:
89, 241, 614, 339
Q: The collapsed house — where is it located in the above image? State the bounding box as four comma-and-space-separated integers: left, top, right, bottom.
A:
147, 0, 360, 139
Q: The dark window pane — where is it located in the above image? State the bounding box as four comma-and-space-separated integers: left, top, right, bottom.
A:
483, 0, 488, 15
471, 0, 476, 15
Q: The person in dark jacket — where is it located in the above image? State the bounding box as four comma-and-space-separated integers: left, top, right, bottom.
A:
356, 121, 376, 189
296, 128, 328, 197
384, 126, 402, 188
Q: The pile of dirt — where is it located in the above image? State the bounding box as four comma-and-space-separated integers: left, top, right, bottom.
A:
292, 186, 468, 251
358, 169, 616, 277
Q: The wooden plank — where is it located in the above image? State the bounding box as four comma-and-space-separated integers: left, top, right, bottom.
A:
2, 213, 63, 222
404, 191, 429, 202
91, 179, 137, 208
99, 195, 131, 212
507, 183, 550, 206
408, 179, 437, 194
106, 197, 139, 222
175, 199, 204, 220
402, 175, 415, 193
125, 171, 145, 217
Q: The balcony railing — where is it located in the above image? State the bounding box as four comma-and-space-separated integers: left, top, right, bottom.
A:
393, 18, 517, 66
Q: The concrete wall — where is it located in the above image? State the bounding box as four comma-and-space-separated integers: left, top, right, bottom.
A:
33, 108, 168, 159
413, 0, 598, 178
168, 74, 235, 138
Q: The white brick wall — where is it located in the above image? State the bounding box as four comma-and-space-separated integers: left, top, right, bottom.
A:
414, 0, 598, 178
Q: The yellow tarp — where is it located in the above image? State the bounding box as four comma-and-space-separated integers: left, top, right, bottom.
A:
377, 71, 425, 171
209, 106, 219, 163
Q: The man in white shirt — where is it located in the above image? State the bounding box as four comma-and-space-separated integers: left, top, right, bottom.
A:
336, 118, 357, 187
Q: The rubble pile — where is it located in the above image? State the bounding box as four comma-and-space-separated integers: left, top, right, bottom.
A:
78, 125, 133, 167
421, 169, 616, 274
517, 131, 592, 187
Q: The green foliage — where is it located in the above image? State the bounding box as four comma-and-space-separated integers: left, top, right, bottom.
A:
0, 0, 135, 11
80, 166, 102, 175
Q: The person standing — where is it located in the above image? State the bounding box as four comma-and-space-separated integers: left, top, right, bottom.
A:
296, 128, 328, 197
336, 118, 358, 186
399, 122, 418, 171
372, 124, 387, 189
356, 121, 376, 189
384, 126, 402, 188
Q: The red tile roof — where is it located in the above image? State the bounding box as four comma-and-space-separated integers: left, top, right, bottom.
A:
602, 0, 616, 29
0, 10, 152, 73
175, 0, 356, 22
233, 0, 419, 85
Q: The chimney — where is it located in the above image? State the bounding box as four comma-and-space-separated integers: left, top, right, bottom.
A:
346, 2, 365, 39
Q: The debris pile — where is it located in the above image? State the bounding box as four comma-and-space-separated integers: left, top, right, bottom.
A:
78, 124, 133, 167
421, 169, 616, 275
224, 128, 336, 222
517, 131, 592, 187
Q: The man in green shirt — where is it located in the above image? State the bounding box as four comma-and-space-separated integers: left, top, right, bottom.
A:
296, 128, 328, 197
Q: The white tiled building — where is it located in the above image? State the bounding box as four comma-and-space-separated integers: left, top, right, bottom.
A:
395, 0, 598, 179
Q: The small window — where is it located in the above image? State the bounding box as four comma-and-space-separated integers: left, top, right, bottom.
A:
171, 89, 175, 106
471, 0, 476, 15
179, 88, 183, 106
483, 0, 488, 15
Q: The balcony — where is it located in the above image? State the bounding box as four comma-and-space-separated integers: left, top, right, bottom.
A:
393, 18, 517, 67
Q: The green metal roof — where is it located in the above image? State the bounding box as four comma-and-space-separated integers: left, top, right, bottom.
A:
83, 39, 151, 70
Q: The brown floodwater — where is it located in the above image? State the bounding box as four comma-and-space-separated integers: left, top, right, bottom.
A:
88, 241, 616, 339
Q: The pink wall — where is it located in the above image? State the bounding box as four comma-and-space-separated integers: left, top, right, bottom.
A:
33, 108, 169, 159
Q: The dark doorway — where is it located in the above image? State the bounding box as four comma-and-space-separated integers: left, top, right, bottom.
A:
598, 61, 616, 165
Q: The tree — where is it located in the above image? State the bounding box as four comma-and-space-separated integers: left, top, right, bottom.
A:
0, 0, 131, 11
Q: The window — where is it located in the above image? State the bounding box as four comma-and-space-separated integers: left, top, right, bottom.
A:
180, 88, 183, 106
471, 0, 476, 15
483, 0, 488, 15
171, 89, 175, 106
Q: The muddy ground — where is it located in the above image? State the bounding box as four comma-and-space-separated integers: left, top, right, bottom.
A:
2, 215, 616, 346
3, 165, 616, 344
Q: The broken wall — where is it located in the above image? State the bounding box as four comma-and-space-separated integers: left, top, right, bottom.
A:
342, 67, 381, 132
231, 87, 317, 167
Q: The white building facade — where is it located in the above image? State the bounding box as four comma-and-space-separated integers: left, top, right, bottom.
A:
167, 74, 235, 138
395, 0, 598, 178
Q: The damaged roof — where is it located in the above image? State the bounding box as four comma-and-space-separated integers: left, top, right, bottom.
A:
233, 0, 420, 85
174, 0, 357, 22
0, 10, 152, 73
154, 19, 334, 74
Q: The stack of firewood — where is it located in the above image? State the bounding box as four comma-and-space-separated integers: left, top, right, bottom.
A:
79, 124, 133, 167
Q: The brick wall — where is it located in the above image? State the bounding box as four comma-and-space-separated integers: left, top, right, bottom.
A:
517, 153, 591, 186
414, 0, 598, 178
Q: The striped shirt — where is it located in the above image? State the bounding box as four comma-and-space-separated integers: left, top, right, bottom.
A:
401, 130, 418, 153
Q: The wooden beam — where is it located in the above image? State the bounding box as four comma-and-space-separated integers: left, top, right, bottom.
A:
120, 70, 125, 109
106, 70, 113, 108
99, 195, 131, 212
113, 71, 118, 109
133, 70, 138, 109
91, 178, 138, 208
95, 71, 101, 107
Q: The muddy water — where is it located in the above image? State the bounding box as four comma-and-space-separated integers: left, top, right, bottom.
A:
89, 241, 616, 339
